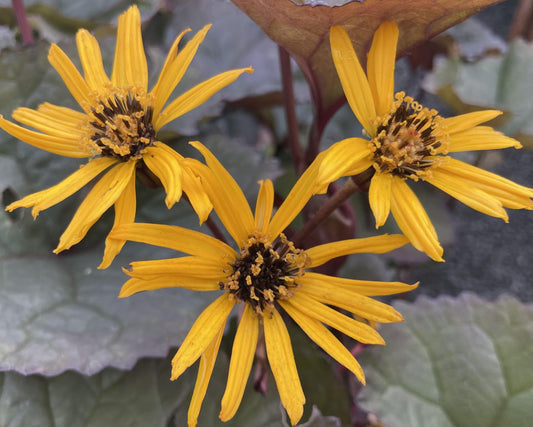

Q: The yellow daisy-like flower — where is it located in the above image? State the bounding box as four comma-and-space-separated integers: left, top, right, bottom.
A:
323, 22, 533, 261
109, 141, 417, 426
0, 6, 252, 268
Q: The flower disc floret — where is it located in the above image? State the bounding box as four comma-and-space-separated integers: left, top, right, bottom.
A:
370, 92, 447, 180
221, 233, 309, 315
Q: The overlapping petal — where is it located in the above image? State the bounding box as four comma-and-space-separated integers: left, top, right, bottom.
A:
369, 171, 393, 228
76, 29, 109, 90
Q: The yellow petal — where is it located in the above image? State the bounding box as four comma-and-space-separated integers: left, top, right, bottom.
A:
426, 168, 508, 221
109, 222, 235, 260
119, 276, 219, 298
317, 137, 374, 186
188, 324, 224, 427
54, 160, 136, 253
111, 6, 147, 90
220, 304, 259, 421
390, 177, 444, 262
143, 143, 183, 208
298, 278, 403, 323
0, 115, 88, 158
155, 67, 253, 130
367, 22, 398, 117
287, 292, 385, 345
190, 141, 254, 246
181, 162, 213, 224
126, 256, 227, 280
98, 172, 136, 269
369, 171, 392, 228
151, 25, 211, 117
303, 272, 418, 297
171, 294, 235, 380
254, 180, 274, 233
38, 103, 87, 126
441, 110, 502, 135
437, 157, 533, 210
48, 43, 92, 110
306, 234, 408, 268
279, 300, 365, 384
6, 157, 115, 217
448, 126, 522, 152
12, 107, 85, 139
330, 26, 377, 135
263, 308, 305, 426
76, 29, 109, 90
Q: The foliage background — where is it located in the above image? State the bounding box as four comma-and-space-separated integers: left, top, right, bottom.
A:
0, 0, 532, 426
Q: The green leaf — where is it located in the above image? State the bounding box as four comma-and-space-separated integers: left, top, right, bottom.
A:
422, 38, 533, 147
358, 293, 533, 427
0, 353, 196, 427
230, 0, 505, 128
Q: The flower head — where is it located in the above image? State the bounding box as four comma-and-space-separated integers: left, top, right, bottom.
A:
0, 6, 252, 267
323, 22, 533, 261
110, 142, 417, 426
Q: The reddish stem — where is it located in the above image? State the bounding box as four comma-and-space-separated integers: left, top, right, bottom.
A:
12, 0, 34, 45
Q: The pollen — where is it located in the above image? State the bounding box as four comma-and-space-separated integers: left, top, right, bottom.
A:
370, 92, 448, 180
220, 232, 309, 316
82, 87, 156, 161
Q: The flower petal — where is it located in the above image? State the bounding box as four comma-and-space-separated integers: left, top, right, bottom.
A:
367, 22, 398, 117
76, 29, 109, 90
298, 277, 403, 323
188, 324, 224, 427
220, 303, 259, 421
441, 110, 502, 135
151, 25, 211, 117
303, 272, 418, 297
109, 222, 235, 260
54, 160, 136, 253
306, 234, 408, 268
190, 141, 254, 246
287, 292, 385, 345
12, 107, 85, 139
254, 180, 274, 233
171, 294, 235, 380
111, 6, 147, 90
448, 126, 522, 152
125, 256, 227, 280
317, 137, 373, 186
0, 115, 89, 158
330, 26, 377, 135
280, 300, 365, 384
181, 163, 213, 224
369, 171, 392, 228
119, 276, 219, 298
426, 168, 508, 221
6, 157, 116, 217
48, 43, 92, 110
156, 67, 253, 130
37, 102, 87, 126
98, 171, 136, 269
437, 157, 533, 210
263, 308, 305, 426
143, 143, 183, 208
390, 177, 444, 262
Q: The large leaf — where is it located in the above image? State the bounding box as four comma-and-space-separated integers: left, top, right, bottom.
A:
230, 0, 505, 130
358, 293, 533, 427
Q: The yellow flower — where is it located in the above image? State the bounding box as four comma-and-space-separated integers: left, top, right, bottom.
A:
0, 6, 252, 268
323, 22, 533, 261
109, 141, 417, 426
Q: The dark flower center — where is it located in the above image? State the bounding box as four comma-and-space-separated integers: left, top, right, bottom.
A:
371, 94, 445, 180
88, 93, 156, 161
220, 233, 308, 316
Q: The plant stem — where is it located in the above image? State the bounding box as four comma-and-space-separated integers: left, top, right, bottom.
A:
205, 215, 227, 244
278, 45, 304, 174
291, 178, 359, 247
12, 0, 34, 45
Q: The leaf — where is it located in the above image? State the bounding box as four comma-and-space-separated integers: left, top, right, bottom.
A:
0, 354, 196, 427
230, 0, 505, 129
358, 293, 533, 427
423, 38, 533, 148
